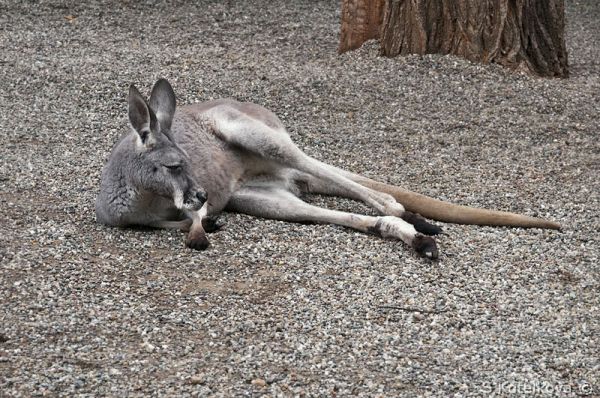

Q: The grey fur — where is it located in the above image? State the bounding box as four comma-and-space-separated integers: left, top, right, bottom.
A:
96, 79, 438, 258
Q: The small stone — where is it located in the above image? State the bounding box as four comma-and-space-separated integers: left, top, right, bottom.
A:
251, 378, 267, 387
141, 342, 155, 353
109, 368, 122, 376
189, 375, 205, 385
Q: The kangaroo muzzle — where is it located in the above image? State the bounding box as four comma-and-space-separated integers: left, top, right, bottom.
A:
182, 189, 207, 211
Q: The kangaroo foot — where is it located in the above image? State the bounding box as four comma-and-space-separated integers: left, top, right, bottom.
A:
401, 211, 443, 236
412, 235, 439, 259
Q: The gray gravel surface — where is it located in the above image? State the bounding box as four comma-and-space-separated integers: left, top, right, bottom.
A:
1, 1, 599, 396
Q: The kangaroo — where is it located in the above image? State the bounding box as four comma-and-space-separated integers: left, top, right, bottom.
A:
96, 79, 560, 259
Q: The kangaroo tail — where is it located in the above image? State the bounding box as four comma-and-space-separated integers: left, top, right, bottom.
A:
354, 177, 561, 230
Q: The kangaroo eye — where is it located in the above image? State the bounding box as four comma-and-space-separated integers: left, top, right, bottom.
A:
165, 164, 182, 172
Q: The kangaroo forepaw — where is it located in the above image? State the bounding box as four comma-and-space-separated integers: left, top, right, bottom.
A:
412, 235, 439, 259
401, 211, 443, 236
186, 232, 210, 251
202, 215, 225, 233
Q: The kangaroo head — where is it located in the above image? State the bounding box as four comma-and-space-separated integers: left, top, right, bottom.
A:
128, 79, 206, 212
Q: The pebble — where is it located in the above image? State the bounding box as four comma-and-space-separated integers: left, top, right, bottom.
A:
189, 375, 205, 385
251, 378, 267, 387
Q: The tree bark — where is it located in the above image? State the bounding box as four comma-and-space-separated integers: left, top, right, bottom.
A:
339, 0, 569, 78
338, 0, 385, 53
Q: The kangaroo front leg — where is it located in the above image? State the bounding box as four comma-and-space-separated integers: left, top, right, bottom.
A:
185, 203, 209, 250
227, 185, 439, 259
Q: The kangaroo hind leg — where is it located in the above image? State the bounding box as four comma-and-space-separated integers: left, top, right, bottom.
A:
226, 184, 439, 259
288, 170, 443, 236
213, 113, 402, 217
214, 108, 440, 237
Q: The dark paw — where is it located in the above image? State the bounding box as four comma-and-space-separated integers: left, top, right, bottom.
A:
412, 235, 439, 259
201, 216, 225, 233
186, 233, 210, 251
401, 211, 443, 236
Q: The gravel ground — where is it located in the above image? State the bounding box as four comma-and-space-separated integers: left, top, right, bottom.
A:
1, 1, 598, 396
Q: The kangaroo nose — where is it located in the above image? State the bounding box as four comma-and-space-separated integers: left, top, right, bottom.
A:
196, 191, 207, 204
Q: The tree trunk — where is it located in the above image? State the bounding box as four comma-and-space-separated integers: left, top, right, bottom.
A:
338, 0, 385, 53
339, 0, 569, 78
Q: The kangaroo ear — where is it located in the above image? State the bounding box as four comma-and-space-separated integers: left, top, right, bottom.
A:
128, 84, 156, 145
148, 78, 176, 133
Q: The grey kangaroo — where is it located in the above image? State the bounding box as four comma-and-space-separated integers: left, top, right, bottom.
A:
96, 79, 560, 259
